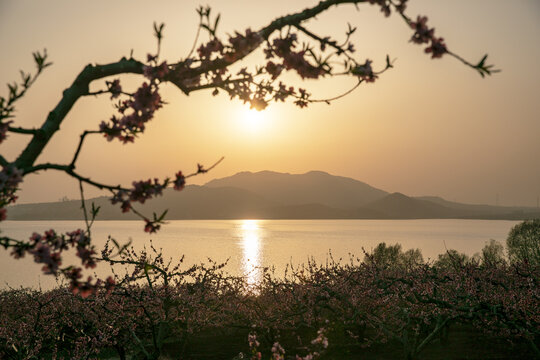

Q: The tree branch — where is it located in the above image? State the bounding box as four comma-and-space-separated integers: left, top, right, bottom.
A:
23, 163, 130, 192
70, 130, 101, 168
0, 154, 8, 167
14, 57, 145, 171
294, 23, 351, 58
8, 126, 40, 135
189, 0, 367, 77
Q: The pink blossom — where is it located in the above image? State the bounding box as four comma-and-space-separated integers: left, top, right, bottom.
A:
197, 39, 224, 59
0, 120, 13, 144
143, 62, 170, 81
410, 16, 434, 44
352, 60, 377, 83
144, 220, 161, 233
106, 79, 122, 99
174, 171, 186, 191
425, 37, 447, 58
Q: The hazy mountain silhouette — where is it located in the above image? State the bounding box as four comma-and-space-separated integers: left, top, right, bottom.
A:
364, 193, 458, 219
414, 196, 533, 218
205, 170, 388, 209
7, 185, 278, 220
6, 171, 540, 220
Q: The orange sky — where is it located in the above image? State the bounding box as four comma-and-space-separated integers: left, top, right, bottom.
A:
1, 0, 539, 206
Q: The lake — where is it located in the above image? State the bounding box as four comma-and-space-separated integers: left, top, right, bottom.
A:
0, 219, 519, 289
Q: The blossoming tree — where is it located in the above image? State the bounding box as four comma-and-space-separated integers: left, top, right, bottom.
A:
0, 0, 497, 294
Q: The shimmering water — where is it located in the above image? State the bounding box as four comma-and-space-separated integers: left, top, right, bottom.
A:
0, 219, 519, 289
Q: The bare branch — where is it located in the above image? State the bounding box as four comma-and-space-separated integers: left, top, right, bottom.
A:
8, 126, 40, 135
70, 130, 101, 169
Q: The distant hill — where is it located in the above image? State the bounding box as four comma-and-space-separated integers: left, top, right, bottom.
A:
205, 170, 388, 209
6, 171, 540, 220
364, 193, 458, 219
414, 196, 534, 218
7, 185, 279, 220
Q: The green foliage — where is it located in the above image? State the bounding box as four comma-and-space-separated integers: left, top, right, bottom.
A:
364, 243, 424, 269
434, 249, 470, 271
481, 239, 505, 267
506, 219, 540, 266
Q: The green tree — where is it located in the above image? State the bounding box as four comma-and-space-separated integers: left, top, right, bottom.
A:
434, 249, 470, 271
506, 219, 540, 266
480, 239, 505, 267
364, 242, 424, 269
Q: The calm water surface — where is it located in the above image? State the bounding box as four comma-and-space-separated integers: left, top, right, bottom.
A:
0, 219, 519, 289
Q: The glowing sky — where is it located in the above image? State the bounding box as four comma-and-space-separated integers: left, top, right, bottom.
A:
1, 0, 539, 206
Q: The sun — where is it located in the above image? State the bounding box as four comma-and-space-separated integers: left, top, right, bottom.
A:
240, 107, 266, 132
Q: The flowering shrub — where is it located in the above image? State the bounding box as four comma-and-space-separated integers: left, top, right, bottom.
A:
0, 244, 537, 359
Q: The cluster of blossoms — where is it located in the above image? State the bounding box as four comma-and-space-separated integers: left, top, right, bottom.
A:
0, 165, 23, 221
66, 267, 115, 298
271, 342, 285, 360
7, 229, 115, 297
410, 15, 447, 58
196, 28, 263, 64
310, 328, 329, 350
265, 34, 326, 80
110, 171, 185, 232
189, 30, 269, 110
294, 88, 311, 109
99, 81, 163, 143
247, 333, 262, 360
368, 0, 408, 17
173, 2, 452, 114
13, 230, 91, 270
105, 79, 122, 99
351, 59, 377, 83
143, 58, 169, 80
194, 25, 360, 111
99, 56, 169, 143
225, 29, 263, 62
197, 38, 225, 60
245, 330, 328, 360
0, 119, 12, 144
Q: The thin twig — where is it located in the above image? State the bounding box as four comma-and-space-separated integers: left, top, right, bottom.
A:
294, 24, 353, 61
309, 78, 362, 103
186, 19, 203, 59
70, 130, 101, 168
185, 156, 225, 179
79, 180, 91, 236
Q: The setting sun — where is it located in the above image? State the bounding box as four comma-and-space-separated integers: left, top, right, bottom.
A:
240, 107, 267, 132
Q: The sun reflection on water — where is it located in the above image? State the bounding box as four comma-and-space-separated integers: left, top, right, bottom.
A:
240, 220, 262, 288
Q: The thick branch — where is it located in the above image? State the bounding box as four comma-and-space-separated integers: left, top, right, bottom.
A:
14, 57, 145, 171
0, 155, 8, 167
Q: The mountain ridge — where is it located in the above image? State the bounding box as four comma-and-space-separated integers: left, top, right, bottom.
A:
6, 171, 540, 220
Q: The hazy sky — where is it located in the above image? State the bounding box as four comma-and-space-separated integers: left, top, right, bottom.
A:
1, 0, 539, 206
